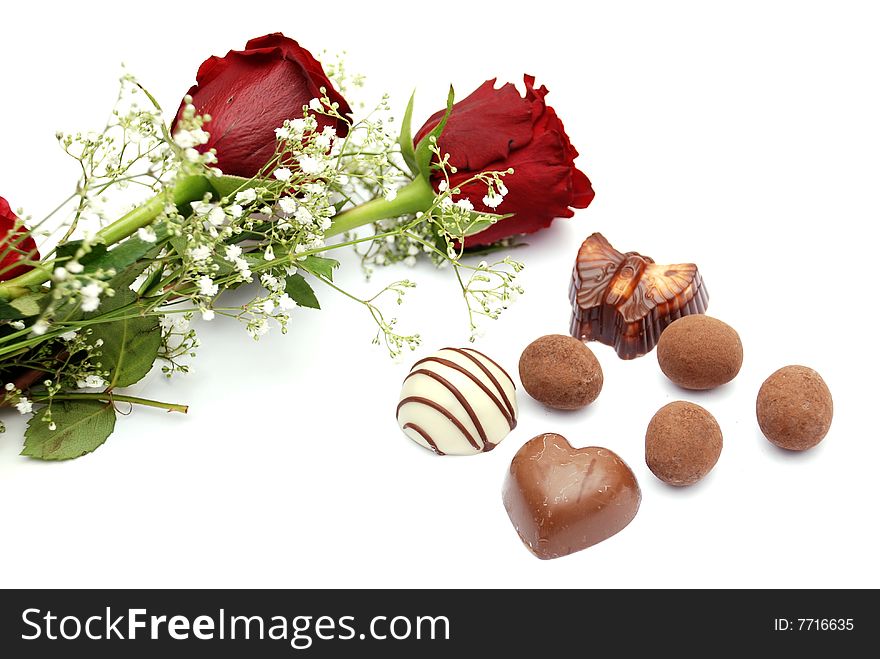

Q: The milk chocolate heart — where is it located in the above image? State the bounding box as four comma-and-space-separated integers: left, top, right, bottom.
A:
502, 433, 641, 560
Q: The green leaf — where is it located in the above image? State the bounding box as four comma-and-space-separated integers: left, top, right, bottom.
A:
9, 293, 44, 317
88, 225, 168, 274
55, 226, 166, 278
88, 289, 161, 388
300, 255, 340, 281
284, 273, 320, 309
461, 211, 515, 237
55, 240, 108, 267
0, 293, 48, 320
22, 401, 116, 461
398, 91, 419, 176
415, 86, 455, 177
0, 298, 23, 320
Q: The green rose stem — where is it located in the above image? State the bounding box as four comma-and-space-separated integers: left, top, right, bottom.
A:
0, 175, 212, 301
325, 176, 435, 238
37, 393, 188, 414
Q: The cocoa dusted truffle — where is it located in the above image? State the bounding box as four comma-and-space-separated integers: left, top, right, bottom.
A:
757, 365, 833, 451
657, 315, 743, 390
645, 401, 723, 486
518, 335, 603, 410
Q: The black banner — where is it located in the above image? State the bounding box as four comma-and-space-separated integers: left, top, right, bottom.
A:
0, 589, 872, 656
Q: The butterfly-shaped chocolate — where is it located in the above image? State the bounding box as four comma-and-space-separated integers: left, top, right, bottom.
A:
569, 233, 708, 359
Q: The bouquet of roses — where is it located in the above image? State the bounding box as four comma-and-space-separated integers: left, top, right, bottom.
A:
0, 34, 592, 460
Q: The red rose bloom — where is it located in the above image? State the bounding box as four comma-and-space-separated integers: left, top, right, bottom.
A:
173, 33, 352, 178
0, 195, 39, 281
414, 75, 594, 247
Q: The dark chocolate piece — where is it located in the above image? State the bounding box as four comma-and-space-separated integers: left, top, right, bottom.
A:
569, 233, 708, 359
502, 433, 641, 559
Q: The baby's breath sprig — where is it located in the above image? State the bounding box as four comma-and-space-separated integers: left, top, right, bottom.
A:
0, 64, 528, 459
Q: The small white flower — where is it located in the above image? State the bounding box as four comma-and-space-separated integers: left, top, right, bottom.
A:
248, 318, 270, 338
438, 180, 449, 192
289, 118, 307, 136
207, 206, 227, 227
191, 201, 213, 217
309, 97, 323, 111
455, 198, 475, 212
48, 422, 57, 431
404, 256, 417, 267
264, 246, 275, 261
227, 204, 244, 219
15, 397, 33, 415
190, 245, 212, 262
273, 167, 293, 182
66, 260, 84, 274
53, 267, 68, 281
322, 126, 336, 138
260, 300, 275, 314
234, 258, 252, 280
173, 128, 209, 149
184, 147, 201, 163
235, 189, 257, 205
4, 382, 15, 391
278, 294, 296, 310
278, 197, 298, 214
294, 207, 313, 226
77, 375, 106, 390
198, 275, 219, 297
137, 226, 157, 242
285, 265, 298, 276
297, 155, 325, 175
384, 188, 398, 202
173, 130, 197, 148
440, 196, 453, 209
201, 308, 215, 321
497, 183, 509, 197
94, 339, 104, 347
80, 283, 102, 313
261, 273, 280, 291
60, 330, 78, 342
482, 194, 502, 209
314, 133, 333, 150
225, 244, 243, 260
275, 125, 291, 140
10, 320, 25, 330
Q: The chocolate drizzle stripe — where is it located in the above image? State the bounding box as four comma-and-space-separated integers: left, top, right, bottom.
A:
407, 368, 489, 447
410, 357, 514, 430
396, 396, 482, 450
445, 348, 517, 424
457, 348, 516, 388
402, 422, 445, 456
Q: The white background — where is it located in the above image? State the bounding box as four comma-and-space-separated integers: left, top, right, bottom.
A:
1, 0, 878, 588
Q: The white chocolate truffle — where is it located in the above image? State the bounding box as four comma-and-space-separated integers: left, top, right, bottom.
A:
396, 347, 518, 456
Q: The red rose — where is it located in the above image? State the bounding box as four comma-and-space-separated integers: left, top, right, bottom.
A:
173, 33, 352, 178
414, 75, 594, 247
0, 195, 39, 281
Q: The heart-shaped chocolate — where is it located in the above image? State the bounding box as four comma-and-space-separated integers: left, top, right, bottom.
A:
502, 433, 641, 560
